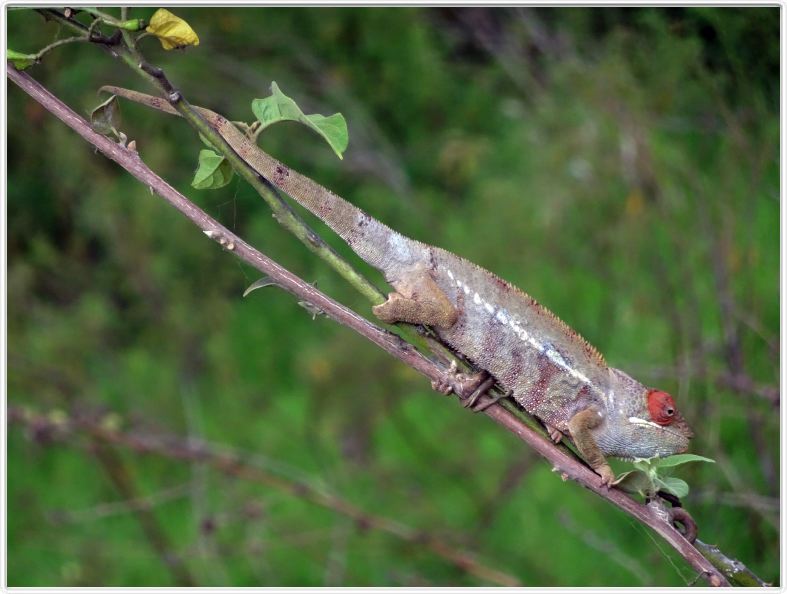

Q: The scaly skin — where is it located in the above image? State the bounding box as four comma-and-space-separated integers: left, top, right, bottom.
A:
103, 86, 694, 485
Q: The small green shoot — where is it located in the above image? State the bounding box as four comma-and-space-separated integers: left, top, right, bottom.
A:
7, 49, 38, 70
191, 149, 234, 189
613, 453, 715, 499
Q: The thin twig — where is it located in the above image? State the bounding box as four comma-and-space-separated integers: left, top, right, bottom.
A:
37, 9, 118, 46
34, 35, 88, 60
6, 64, 735, 586
49, 483, 191, 524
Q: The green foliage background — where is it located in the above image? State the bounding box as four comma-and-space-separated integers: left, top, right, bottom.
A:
7, 7, 779, 586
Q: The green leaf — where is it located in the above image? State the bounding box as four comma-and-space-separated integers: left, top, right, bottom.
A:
653, 454, 716, 468
251, 82, 348, 159
7, 49, 38, 70
632, 458, 656, 474
655, 476, 690, 499
89, 95, 121, 137
192, 149, 234, 190
612, 470, 656, 496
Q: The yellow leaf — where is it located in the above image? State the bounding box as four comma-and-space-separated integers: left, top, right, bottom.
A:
146, 9, 199, 50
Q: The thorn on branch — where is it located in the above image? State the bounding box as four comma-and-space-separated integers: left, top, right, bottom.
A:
202, 228, 237, 252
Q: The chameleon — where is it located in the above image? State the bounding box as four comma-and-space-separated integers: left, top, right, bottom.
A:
101, 85, 694, 486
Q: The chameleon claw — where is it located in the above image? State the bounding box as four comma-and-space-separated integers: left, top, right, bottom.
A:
597, 464, 616, 488
431, 361, 499, 409
545, 423, 564, 444
431, 378, 453, 395
431, 360, 458, 396
463, 375, 496, 409
470, 387, 511, 412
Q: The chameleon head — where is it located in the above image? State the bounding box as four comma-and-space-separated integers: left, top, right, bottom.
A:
597, 369, 694, 460
644, 388, 694, 444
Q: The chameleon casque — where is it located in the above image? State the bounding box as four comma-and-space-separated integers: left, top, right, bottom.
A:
103, 86, 694, 486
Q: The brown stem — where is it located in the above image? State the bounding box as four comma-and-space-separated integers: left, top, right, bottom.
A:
7, 63, 732, 587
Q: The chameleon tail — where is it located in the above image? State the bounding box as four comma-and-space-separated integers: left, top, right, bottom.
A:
100, 86, 419, 275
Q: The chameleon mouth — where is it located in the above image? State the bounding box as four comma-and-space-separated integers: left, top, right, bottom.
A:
627, 416, 693, 442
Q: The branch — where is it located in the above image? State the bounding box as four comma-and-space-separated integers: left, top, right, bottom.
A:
7, 63, 733, 587
9, 405, 521, 587
694, 540, 770, 587
89, 437, 196, 585
33, 35, 89, 60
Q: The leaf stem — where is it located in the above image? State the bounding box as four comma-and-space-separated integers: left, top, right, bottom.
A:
81, 7, 144, 31
33, 35, 89, 60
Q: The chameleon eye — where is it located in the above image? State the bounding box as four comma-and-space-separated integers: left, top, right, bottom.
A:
647, 390, 677, 426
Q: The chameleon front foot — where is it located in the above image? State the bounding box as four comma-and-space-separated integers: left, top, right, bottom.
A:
595, 463, 616, 488
567, 407, 616, 488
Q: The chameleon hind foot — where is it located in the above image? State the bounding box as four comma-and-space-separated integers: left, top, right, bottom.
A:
431, 360, 459, 395
462, 374, 495, 409
469, 386, 511, 412
372, 267, 458, 329
430, 361, 499, 411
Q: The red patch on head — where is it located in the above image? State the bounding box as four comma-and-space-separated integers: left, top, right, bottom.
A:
648, 390, 677, 426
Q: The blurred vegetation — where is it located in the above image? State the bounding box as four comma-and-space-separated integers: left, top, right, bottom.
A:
7, 7, 779, 586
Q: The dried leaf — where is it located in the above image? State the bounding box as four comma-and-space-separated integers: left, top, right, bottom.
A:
243, 277, 280, 297
89, 95, 121, 137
